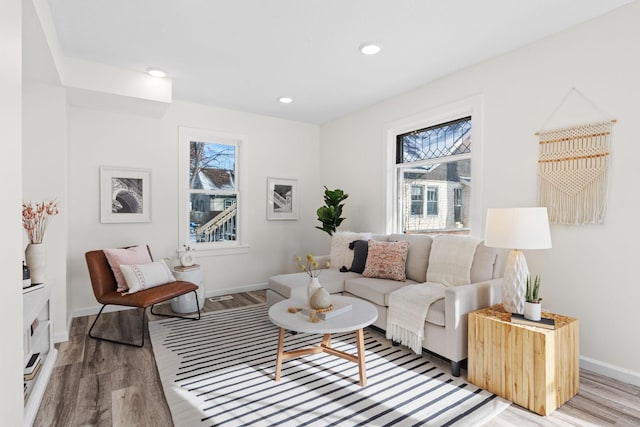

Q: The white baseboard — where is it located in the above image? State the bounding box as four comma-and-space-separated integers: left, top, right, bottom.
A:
580, 355, 640, 387
204, 282, 268, 298
72, 282, 269, 319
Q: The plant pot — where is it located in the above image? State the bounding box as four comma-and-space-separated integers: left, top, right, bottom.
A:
524, 301, 542, 321
25, 243, 46, 285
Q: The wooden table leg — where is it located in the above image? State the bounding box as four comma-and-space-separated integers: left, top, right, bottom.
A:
321, 333, 332, 348
355, 328, 367, 386
274, 327, 285, 381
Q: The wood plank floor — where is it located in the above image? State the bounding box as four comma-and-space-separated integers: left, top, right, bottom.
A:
34, 291, 640, 426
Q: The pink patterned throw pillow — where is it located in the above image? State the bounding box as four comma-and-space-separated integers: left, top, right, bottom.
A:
362, 240, 410, 281
103, 245, 152, 292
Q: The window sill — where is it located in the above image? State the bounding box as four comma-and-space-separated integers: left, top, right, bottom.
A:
194, 245, 250, 257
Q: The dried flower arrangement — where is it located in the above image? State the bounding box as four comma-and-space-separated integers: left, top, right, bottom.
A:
22, 200, 59, 244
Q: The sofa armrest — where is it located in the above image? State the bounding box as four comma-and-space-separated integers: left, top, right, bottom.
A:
442, 278, 502, 362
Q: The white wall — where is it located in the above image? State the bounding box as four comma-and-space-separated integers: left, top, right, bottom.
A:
22, 81, 69, 341
67, 100, 326, 312
320, 2, 640, 383
1, 0, 25, 423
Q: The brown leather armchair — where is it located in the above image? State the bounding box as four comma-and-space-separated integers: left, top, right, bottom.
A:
85, 246, 200, 347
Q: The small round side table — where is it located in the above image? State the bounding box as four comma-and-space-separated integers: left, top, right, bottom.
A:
171, 266, 205, 313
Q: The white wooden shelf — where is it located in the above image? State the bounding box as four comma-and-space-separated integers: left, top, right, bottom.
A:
23, 285, 57, 427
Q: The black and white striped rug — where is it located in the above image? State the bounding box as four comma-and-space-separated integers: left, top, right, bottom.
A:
149, 304, 509, 427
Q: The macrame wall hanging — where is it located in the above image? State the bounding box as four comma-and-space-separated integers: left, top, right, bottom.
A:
536, 88, 616, 225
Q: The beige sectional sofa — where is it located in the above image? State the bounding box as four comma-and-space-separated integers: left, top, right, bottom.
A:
267, 232, 502, 376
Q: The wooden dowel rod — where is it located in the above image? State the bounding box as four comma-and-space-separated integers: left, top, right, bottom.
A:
538, 152, 609, 163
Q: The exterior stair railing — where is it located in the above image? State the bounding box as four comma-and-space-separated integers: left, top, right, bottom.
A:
195, 204, 237, 242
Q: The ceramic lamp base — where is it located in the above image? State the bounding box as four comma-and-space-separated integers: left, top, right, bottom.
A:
502, 249, 528, 314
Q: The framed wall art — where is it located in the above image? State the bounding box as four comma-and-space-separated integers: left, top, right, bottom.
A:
267, 177, 298, 220
100, 166, 151, 223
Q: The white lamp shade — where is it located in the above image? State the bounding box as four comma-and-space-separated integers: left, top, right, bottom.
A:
485, 207, 552, 250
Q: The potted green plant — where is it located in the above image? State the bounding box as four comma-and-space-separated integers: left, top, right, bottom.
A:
315, 186, 348, 236
524, 274, 542, 321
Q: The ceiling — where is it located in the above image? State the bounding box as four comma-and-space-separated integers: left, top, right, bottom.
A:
46, 0, 632, 124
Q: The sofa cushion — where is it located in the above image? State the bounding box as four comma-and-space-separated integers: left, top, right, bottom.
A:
470, 243, 498, 282
269, 269, 358, 299
344, 277, 414, 307
349, 240, 369, 273
388, 233, 433, 282
362, 240, 410, 281
329, 231, 372, 271
426, 235, 481, 286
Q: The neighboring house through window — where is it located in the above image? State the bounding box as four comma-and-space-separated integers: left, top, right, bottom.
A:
179, 127, 248, 255
385, 96, 482, 236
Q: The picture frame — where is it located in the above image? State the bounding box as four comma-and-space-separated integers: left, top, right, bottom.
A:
267, 177, 298, 220
100, 166, 151, 223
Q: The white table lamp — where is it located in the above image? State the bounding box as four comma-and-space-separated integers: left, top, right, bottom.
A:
484, 207, 552, 314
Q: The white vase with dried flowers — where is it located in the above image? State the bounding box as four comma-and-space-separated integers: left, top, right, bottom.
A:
22, 200, 59, 285
296, 254, 330, 304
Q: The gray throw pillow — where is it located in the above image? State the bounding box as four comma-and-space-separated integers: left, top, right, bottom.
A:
349, 240, 369, 274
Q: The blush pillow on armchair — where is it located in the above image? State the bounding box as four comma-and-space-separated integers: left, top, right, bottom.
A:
103, 245, 152, 292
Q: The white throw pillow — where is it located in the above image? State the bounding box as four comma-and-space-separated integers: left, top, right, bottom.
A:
329, 231, 372, 270
120, 260, 176, 294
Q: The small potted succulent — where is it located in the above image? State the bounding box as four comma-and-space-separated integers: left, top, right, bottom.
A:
524, 274, 542, 321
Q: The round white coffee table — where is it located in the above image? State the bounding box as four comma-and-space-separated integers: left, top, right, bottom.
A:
268, 295, 378, 386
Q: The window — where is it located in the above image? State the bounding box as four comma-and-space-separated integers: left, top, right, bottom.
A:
394, 116, 472, 234
410, 185, 424, 215
453, 187, 463, 224
179, 127, 248, 254
426, 186, 438, 216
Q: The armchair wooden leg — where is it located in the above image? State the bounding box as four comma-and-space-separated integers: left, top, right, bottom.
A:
88, 305, 146, 348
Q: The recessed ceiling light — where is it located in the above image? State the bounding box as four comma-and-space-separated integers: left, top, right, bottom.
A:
279, 97, 293, 104
359, 43, 381, 55
147, 68, 166, 78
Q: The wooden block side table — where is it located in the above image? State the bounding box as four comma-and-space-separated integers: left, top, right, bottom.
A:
467, 304, 579, 416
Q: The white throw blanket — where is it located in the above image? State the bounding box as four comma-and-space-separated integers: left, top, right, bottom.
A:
386, 283, 446, 355
426, 235, 482, 286
387, 236, 481, 354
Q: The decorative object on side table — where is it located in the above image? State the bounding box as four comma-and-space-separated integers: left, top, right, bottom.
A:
22, 200, 59, 285
524, 274, 542, 320
316, 186, 349, 236
296, 254, 330, 304
178, 244, 196, 267
484, 207, 552, 314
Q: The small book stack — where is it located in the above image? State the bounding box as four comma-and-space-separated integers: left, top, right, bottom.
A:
24, 353, 42, 381
174, 264, 200, 272
30, 318, 39, 336
301, 300, 352, 320
511, 313, 556, 330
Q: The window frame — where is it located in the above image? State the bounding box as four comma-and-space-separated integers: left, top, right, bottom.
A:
426, 186, 439, 216
410, 184, 424, 216
178, 126, 249, 256
383, 95, 483, 236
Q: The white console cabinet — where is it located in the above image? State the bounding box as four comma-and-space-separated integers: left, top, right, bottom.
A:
23, 285, 57, 426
